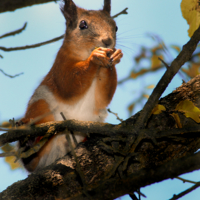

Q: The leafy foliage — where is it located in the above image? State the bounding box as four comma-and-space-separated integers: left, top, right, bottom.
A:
1, 144, 22, 170
123, 39, 200, 115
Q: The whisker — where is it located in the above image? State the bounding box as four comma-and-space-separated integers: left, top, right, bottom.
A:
117, 40, 143, 48
116, 43, 137, 56
117, 28, 144, 36
117, 35, 145, 40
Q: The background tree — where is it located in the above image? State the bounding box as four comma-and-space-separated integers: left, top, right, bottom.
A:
1, 0, 200, 199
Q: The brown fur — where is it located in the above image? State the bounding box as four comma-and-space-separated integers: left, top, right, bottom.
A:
22, 99, 54, 125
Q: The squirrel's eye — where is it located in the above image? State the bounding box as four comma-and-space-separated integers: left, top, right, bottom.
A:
79, 20, 88, 30
116, 26, 118, 32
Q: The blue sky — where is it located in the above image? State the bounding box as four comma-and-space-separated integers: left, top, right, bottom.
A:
1, 0, 199, 199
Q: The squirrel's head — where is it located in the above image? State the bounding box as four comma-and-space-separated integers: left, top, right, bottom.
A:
61, 0, 118, 60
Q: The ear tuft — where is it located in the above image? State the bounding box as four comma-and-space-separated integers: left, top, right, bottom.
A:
103, 0, 111, 15
60, 0, 78, 29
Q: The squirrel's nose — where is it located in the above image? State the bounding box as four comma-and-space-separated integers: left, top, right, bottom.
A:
102, 38, 113, 47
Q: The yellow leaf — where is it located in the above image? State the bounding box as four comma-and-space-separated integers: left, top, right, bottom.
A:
151, 44, 163, 53
181, 0, 200, 37
128, 103, 135, 113
5, 156, 21, 170
1, 144, 14, 152
151, 55, 163, 69
130, 69, 148, 79
182, 63, 200, 78
175, 100, 200, 123
1, 121, 12, 128
143, 94, 149, 99
171, 113, 182, 128
152, 104, 166, 115
171, 45, 181, 53
146, 84, 155, 89
1, 144, 22, 170
135, 50, 146, 63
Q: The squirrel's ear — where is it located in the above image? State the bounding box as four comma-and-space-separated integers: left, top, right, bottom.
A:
61, 0, 78, 29
103, 0, 111, 15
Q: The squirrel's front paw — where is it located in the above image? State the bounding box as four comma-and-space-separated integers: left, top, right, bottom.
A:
90, 47, 114, 68
110, 49, 123, 65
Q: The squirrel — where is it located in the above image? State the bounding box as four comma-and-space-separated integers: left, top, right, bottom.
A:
18, 0, 123, 172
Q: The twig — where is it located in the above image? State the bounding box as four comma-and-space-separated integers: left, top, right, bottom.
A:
135, 189, 146, 198
135, 26, 200, 129
0, 152, 16, 157
107, 108, 123, 122
0, 34, 64, 52
0, 69, 23, 78
9, 118, 16, 128
129, 194, 139, 200
27, 110, 54, 126
60, 112, 78, 146
176, 176, 198, 184
0, 132, 50, 161
112, 7, 128, 19
0, 22, 27, 39
64, 128, 91, 199
118, 65, 163, 85
0, 128, 9, 131
129, 189, 146, 200
169, 181, 200, 200
118, 76, 130, 85
158, 57, 169, 68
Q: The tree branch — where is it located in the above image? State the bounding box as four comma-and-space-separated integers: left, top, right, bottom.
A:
169, 181, 200, 200
0, 0, 58, 13
118, 65, 163, 84
0, 35, 64, 52
0, 69, 23, 78
112, 7, 128, 19
0, 22, 27, 39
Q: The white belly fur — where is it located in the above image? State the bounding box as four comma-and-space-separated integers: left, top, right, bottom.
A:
28, 78, 108, 170
29, 78, 108, 122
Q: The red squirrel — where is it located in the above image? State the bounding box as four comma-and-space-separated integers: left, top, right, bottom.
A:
18, 0, 123, 172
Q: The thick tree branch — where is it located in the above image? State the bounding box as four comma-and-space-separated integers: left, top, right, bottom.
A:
2, 116, 200, 149
1, 133, 200, 200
